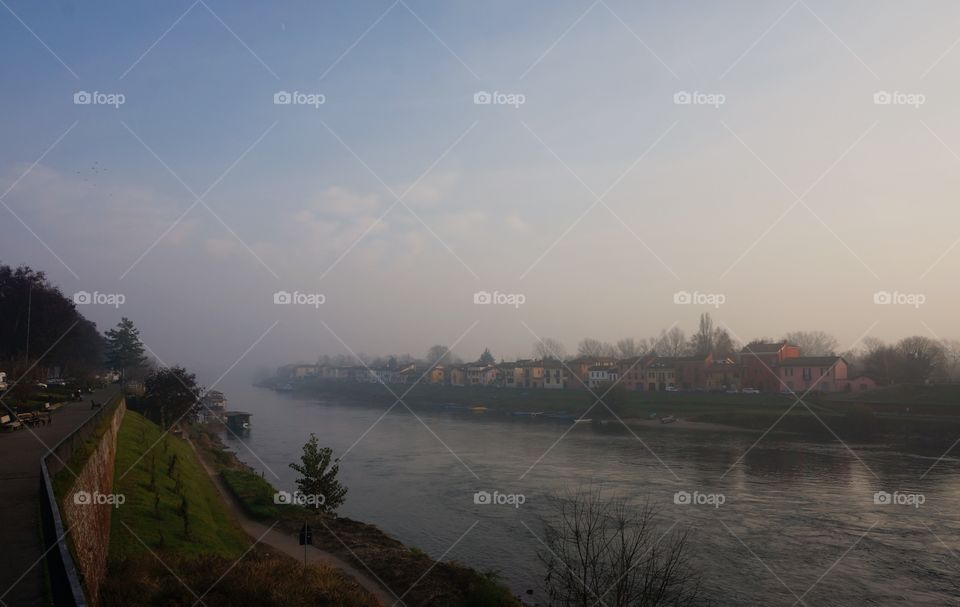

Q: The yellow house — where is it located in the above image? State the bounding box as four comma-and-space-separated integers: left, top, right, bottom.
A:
429, 365, 445, 384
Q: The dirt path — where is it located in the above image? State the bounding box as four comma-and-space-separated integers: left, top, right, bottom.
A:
185, 437, 398, 606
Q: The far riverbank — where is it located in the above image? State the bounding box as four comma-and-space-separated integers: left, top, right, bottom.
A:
259, 378, 960, 450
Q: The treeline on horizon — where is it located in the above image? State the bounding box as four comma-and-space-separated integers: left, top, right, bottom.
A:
299, 314, 960, 387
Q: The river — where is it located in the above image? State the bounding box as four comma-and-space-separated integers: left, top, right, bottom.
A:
215, 377, 960, 605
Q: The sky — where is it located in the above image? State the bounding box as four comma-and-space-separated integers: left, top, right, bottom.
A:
3, 0, 960, 381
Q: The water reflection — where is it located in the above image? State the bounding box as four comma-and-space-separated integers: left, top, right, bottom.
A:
217, 378, 960, 606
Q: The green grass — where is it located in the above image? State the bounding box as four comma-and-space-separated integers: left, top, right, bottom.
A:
109, 410, 249, 560
830, 383, 960, 407
220, 468, 298, 521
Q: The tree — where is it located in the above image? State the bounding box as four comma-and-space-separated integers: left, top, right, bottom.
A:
896, 336, 946, 383
0, 263, 104, 374
783, 331, 838, 357
478, 348, 495, 364
615, 338, 644, 359
143, 366, 201, 429
654, 327, 689, 358
538, 487, 703, 607
940, 339, 960, 382
425, 345, 459, 367
105, 318, 147, 382
713, 328, 737, 358
577, 338, 614, 358
533, 338, 567, 361
862, 339, 899, 385
289, 433, 347, 514
688, 313, 715, 357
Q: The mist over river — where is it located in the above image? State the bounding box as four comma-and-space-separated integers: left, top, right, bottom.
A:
216, 377, 960, 605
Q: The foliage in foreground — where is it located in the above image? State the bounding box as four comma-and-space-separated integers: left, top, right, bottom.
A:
539, 487, 705, 607
101, 552, 379, 607
289, 433, 347, 514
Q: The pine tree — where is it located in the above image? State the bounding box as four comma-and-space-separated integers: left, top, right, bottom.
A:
104, 317, 147, 382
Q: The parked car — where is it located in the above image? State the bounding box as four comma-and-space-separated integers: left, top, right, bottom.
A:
35, 382, 48, 389
741, 387, 760, 394
665, 385, 679, 392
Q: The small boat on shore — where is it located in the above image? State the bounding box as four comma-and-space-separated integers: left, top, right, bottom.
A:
470, 405, 488, 413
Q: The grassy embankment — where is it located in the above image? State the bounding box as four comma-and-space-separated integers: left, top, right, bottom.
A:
102, 410, 380, 606
190, 422, 519, 607
281, 378, 960, 444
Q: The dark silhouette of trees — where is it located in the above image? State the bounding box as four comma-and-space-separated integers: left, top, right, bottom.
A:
143, 366, 201, 429
0, 263, 104, 376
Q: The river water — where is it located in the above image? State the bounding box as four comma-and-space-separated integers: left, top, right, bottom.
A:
216, 377, 960, 605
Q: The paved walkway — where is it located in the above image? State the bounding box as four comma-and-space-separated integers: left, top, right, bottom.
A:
0, 386, 120, 607
187, 438, 397, 606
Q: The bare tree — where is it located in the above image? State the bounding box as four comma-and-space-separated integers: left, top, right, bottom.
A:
713, 328, 738, 359
783, 331, 839, 356
940, 339, 960, 382
578, 338, 615, 359
534, 338, 568, 361
897, 336, 946, 383
538, 487, 703, 607
654, 328, 689, 358
616, 338, 644, 359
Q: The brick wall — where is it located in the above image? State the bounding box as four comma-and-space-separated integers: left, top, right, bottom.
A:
59, 401, 125, 606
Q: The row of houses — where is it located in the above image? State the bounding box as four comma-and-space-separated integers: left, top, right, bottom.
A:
278, 341, 877, 394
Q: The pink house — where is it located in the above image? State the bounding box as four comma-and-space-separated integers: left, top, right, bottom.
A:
777, 356, 847, 393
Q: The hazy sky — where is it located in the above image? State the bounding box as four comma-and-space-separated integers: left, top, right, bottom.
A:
3, 1, 960, 379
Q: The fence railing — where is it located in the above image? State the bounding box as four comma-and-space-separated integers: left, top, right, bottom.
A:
40, 390, 122, 607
